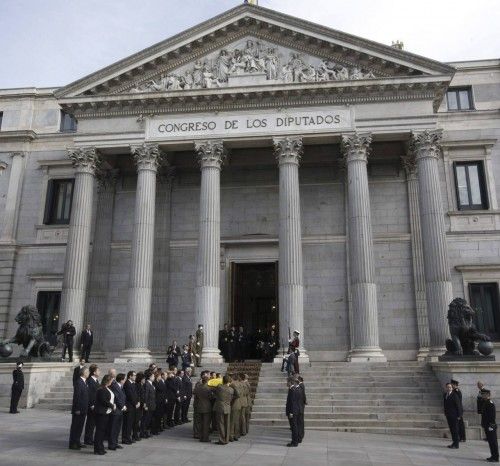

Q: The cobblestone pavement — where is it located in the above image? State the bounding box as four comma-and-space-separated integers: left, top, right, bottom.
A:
0, 408, 493, 465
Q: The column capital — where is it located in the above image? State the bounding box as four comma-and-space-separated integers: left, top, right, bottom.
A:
96, 169, 120, 192
341, 133, 372, 163
68, 147, 100, 175
10, 151, 26, 159
195, 140, 226, 169
401, 155, 418, 180
410, 129, 443, 161
131, 143, 164, 171
273, 136, 303, 165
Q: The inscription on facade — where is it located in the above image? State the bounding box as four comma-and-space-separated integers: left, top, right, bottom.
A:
146, 107, 353, 140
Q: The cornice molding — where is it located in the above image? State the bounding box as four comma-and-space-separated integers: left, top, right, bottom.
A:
0, 130, 37, 142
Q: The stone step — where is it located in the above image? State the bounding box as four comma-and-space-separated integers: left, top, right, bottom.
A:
251, 411, 445, 421
250, 404, 443, 413
256, 384, 439, 392
254, 392, 442, 401
250, 418, 446, 428
253, 398, 442, 407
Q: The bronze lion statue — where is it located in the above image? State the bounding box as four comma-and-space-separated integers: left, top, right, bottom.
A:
445, 297, 490, 356
0, 305, 52, 358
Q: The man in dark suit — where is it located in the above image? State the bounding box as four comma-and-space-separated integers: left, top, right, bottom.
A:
57, 319, 76, 362
80, 324, 93, 363
141, 369, 156, 438
297, 375, 307, 443
9, 361, 24, 414
84, 364, 100, 445
444, 382, 462, 449
219, 323, 229, 361
73, 359, 86, 386
181, 368, 193, 423
286, 376, 301, 447
94, 375, 115, 455
165, 370, 179, 427
166, 340, 181, 369
122, 371, 138, 444
108, 373, 126, 450
69, 366, 89, 450
451, 379, 466, 442
173, 370, 183, 425
480, 388, 499, 463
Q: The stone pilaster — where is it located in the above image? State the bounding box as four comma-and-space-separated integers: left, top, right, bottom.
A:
411, 130, 452, 358
0, 151, 26, 243
402, 155, 430, 360
274, 136, 308, 361
341, 133, 386, 362
117, 143, 163, 363
59, 147, 100, 340
85, 169, 119, 354
194, 140, 226, 364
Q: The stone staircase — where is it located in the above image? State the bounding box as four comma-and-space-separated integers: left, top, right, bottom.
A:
251, 361, 451, 438
226, 361, 262, 405
37, 361, 228, 411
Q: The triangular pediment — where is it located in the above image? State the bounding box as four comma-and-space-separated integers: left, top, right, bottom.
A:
56, 3, 454, 100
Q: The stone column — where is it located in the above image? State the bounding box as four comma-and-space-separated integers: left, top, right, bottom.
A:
85, 169, 118, 355
194, 140, 225, 364
342, 133, 386, 362
274, 136, 308, 360
411, 130, 452, 357
0, 151, 26, 243
402, 155, 430, 360
117, 143, 163, 363
59, 147, 100, 338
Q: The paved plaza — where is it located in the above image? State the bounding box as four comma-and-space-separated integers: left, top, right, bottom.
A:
0, 408, 494, 466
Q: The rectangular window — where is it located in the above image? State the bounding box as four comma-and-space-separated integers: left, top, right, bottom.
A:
36, 291, 61, 346
43, 179, 75, 225
60, 111, 77, 132
446, 87, 473, 111
469, 283, 500, 340
453, 161, 488, 210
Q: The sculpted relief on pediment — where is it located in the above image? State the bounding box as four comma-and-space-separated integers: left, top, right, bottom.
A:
129, 37, 377, 93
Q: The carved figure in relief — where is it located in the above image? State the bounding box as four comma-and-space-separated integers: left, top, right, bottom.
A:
215, 49, 231, 82
318, 60, 337, 81
264, 47, 279, 80
336, 65, 350, 80
192, 60, 204, 88
350, 67, 362, 80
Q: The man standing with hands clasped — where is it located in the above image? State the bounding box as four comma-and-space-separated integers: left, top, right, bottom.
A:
286, 376, 301, 447
481, 388, 499, 463
443, 382, 462, 449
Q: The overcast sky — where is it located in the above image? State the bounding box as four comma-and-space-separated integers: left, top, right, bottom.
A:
0, 0, 498, 89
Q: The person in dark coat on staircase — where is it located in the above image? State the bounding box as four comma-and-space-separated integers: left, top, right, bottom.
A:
69, 366, 89, 450
444, 382, 462, 449
451, 379, 466, 442
9, 361, 24, 414
480, 388, 499, 463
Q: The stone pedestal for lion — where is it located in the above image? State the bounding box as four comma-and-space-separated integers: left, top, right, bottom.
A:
0, 362, 73, 409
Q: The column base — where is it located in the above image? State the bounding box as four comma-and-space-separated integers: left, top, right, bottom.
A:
201, 347, 224, 365
425, 346, 447, 362
114, 348, 153, 364
417, 347, 430, 361
348, 347, 387, 362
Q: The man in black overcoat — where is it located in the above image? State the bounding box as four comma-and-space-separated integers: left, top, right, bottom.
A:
181, 368, 193, 423
84, 364, 100, 445
58, 320, 76, 362
122, 371, 138, 444
73, 359, 85, 386
108, 373, 126, 450
165, 370, 178, 427
80, 324, 93, 363
444, 382, 462, 449
481, 388, 499, 462
141, 369, 156, 438
69, 366, 89, 450
10, 361, 24, 414
285, 376, 301, 447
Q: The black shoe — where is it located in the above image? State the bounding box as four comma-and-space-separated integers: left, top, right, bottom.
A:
84, 441, 93, 446
214, 441, 227, 445
94, 451, 106, 455
447, 444, 459, 449
108, 447, 117, 451
122, 440, 132, 445
287, 443, 298, 447
79, 444, 87, 448
487, 459, 499, 463
69, 445, 81, 450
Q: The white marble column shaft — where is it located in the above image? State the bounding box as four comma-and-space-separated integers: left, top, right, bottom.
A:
118, 143, 162, 362
402, 156, 430, 359
60, 147, 100, 336
274, 137, 307, 360
194, 140, 225, 363
85, 170, 118, 353
411, 130, 452, 357
0, 151, 26, 243
342, 133, 386, 362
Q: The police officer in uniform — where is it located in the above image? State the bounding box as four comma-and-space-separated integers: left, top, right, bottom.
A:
9, 361, 24, 414
481, 388, 499, 463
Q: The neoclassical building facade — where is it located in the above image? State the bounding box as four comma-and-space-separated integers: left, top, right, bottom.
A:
0, 3, 499, 362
